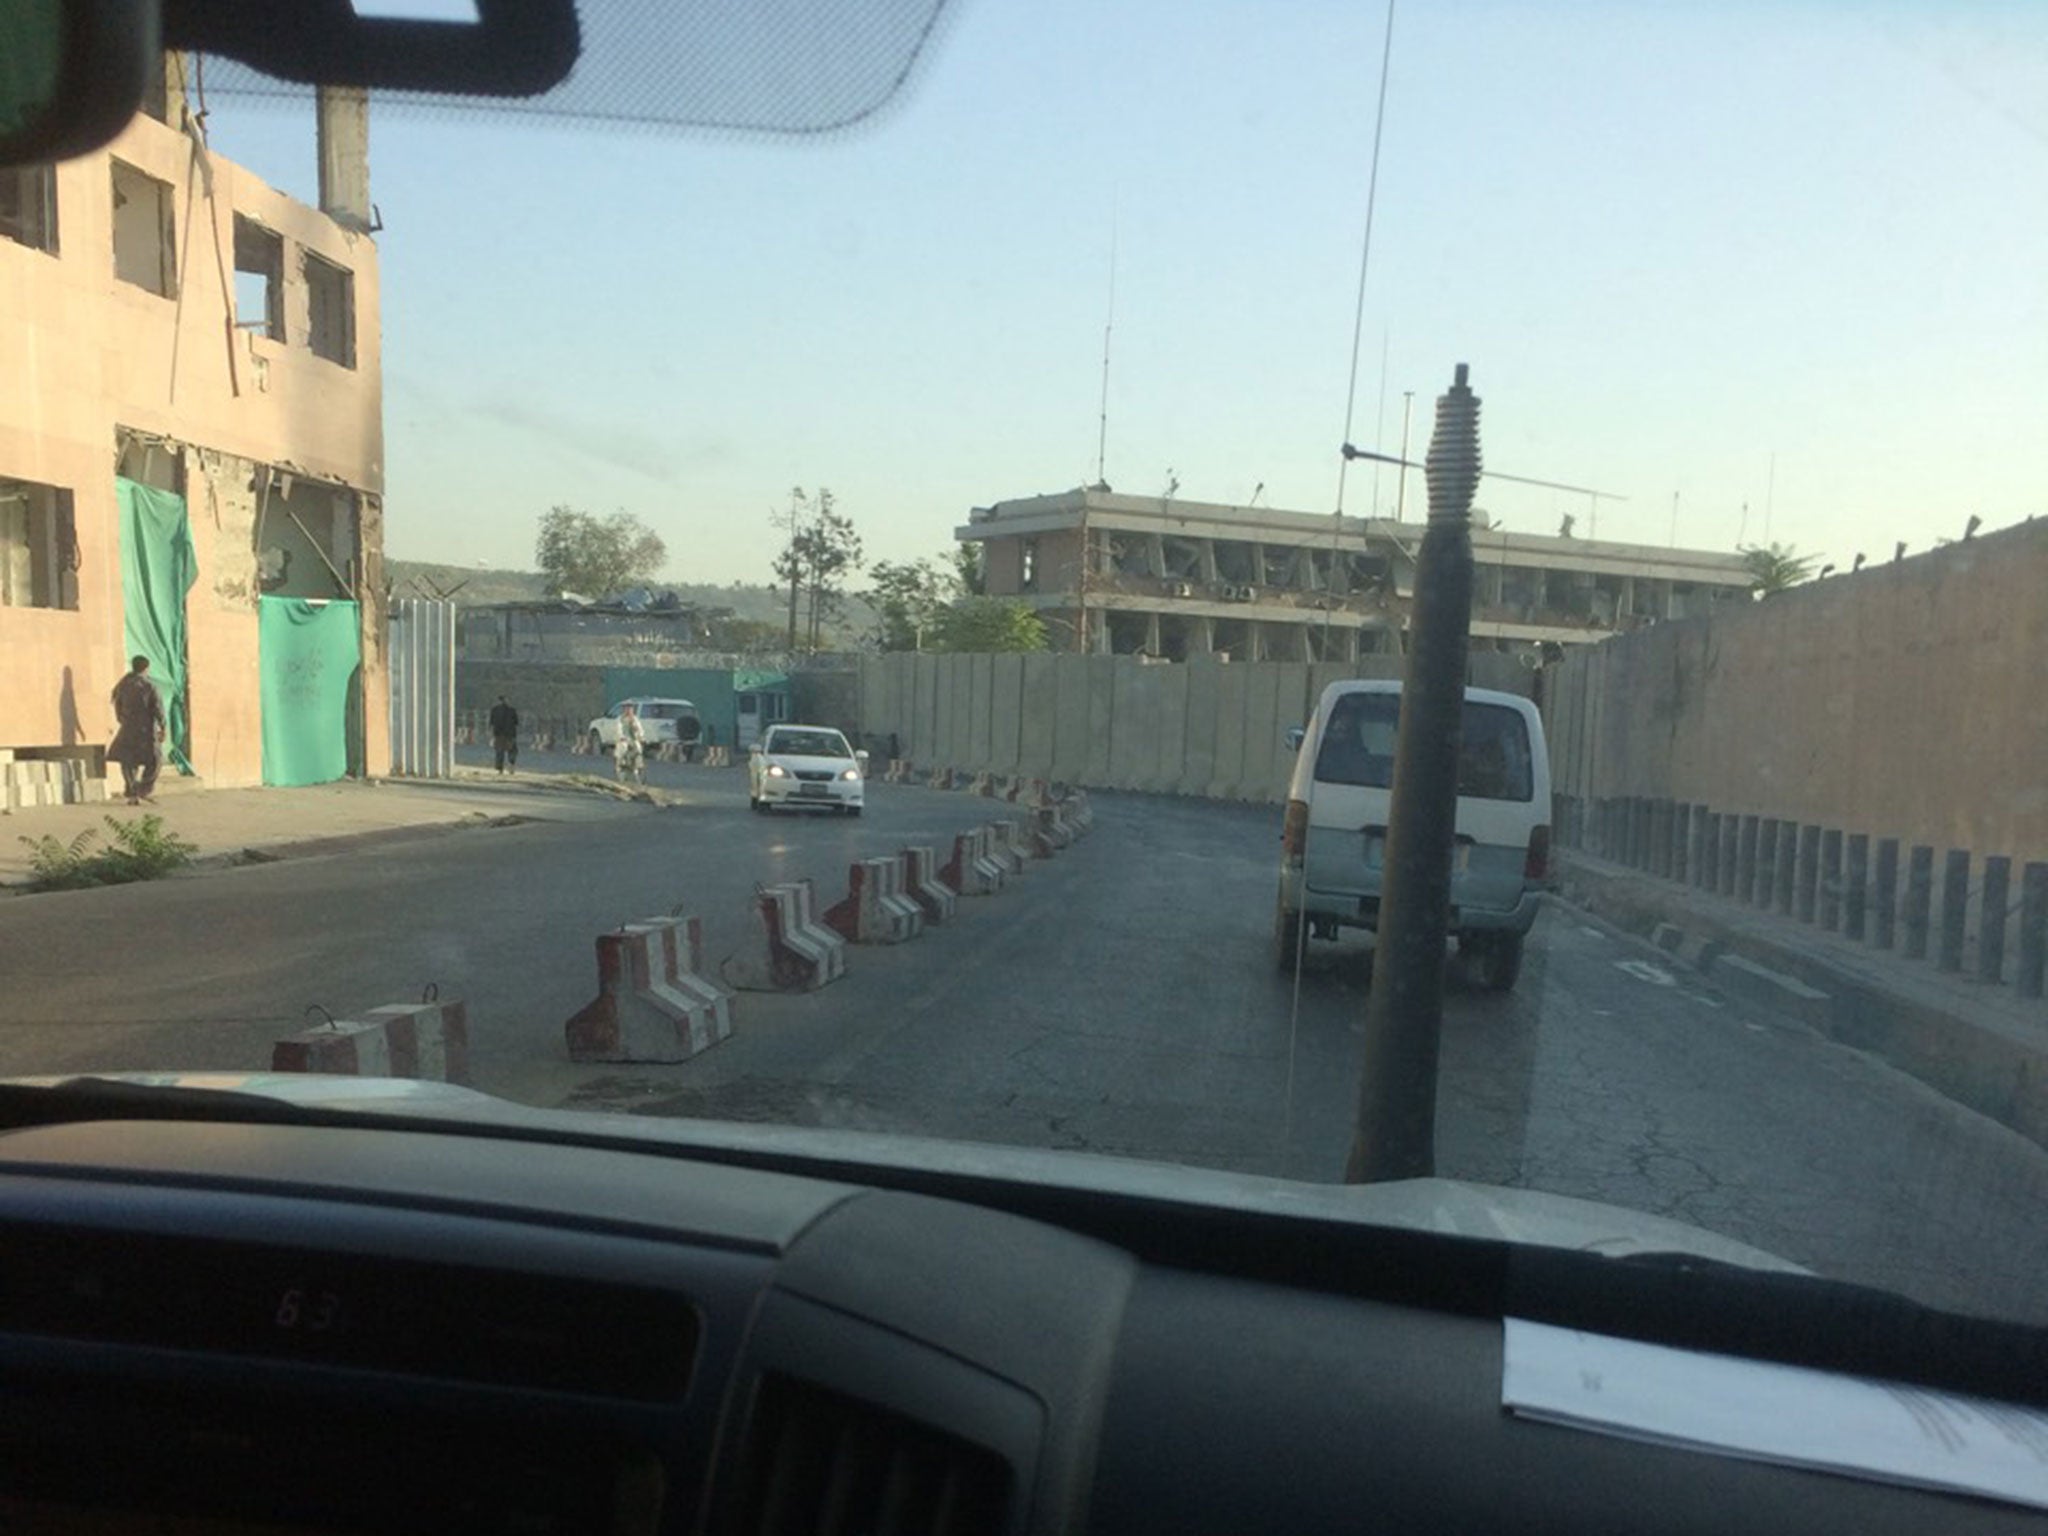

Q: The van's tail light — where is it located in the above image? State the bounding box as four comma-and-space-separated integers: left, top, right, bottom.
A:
1525, 824, 1552, 882
1281, 799, 1309, 865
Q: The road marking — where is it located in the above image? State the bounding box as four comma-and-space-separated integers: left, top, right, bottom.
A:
1613, 960, 1676, 986
1578, 926, 1605, 940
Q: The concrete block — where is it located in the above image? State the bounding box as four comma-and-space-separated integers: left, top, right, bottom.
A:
1939, 849, 1970, 973
565, 917, 732, 1064
726, 880, 848, 992
901, 846, 958, 924
940, 827, 1006, 896
1980, 855, 2011, 985
1903, 845, 1934, 959
1872, 837, 1900, 949
274, 998, 471, 1082
823, 858, 924, 944
2019, 862, 2048, 1001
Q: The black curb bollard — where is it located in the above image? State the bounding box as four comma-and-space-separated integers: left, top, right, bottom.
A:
2019, 862, 2048, 1001
1688, 806, 1708, 889
1774, 819, 1798, 915
1736, 815, 1759, 902
1980, 856, 2010, 985
1903, 845, 1934, 960
1796, 824, 1821, 923
1938, 850, 1970, 974
1818, 829, 1843, 931
1701, 812, 1721, 893
1719, 815, 1740, 898
1844, 833, 1869, 942
1653, 800, 1672, 879
1872, 838, 1900, 949
1635, 798, 1653, 871
1673, 803, 1692, 883
1755, 819, 1779, 908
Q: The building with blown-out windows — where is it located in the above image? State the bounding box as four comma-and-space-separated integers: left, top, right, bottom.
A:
1, 54, 385, 802
957, 487, 1753, 663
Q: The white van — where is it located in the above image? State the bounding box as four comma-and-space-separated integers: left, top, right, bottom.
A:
1275, 679, 1552, 990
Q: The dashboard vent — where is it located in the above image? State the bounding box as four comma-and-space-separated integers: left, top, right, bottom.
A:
731, 1374, 1013, 1536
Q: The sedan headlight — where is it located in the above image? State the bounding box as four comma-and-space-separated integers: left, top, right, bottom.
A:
841, 767, 860, 781
765, 763, 788, 778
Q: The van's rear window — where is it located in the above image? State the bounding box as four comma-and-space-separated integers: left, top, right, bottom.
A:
1314, 693, 1534, 802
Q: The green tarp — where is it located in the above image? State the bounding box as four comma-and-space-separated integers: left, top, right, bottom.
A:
114, 477, 198, 775
259, 597, 361, 787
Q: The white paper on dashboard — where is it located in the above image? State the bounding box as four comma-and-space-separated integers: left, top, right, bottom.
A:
1501, 1317, 2048, 1513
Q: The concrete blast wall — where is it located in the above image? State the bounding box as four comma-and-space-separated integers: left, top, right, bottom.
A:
857, 651, 1529, 803
1545, 521, 2048, 984
1546, 521, 2048, 868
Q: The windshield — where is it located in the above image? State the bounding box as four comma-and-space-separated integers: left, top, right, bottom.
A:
765, 729, 851, 759
2, 0, 2046, 1348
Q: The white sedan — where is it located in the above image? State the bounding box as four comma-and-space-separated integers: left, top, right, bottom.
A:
748, 724, 867, 815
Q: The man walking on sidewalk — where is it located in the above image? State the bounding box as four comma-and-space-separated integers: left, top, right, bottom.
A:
488, 695, 520, 774
109, 655, 166, 805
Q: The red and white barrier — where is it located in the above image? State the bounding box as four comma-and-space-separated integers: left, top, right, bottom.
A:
985, 820, 1029, 876
942, 827, 1006, 895
1032, 803, 1075, 855
273, 997, 471, 1082
703, 744, 733, 767
564, 915, 733, 1063
900, 845, 959, 924
968, 771, 995, 797
824, 858, 925, 944
725, 879, 848, 991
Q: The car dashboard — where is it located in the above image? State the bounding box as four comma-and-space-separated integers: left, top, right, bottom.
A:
0, 1108, 2038, 1536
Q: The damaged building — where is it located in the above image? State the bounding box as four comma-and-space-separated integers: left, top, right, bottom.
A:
1, 57, 385, 800
958, 488, 1754, 661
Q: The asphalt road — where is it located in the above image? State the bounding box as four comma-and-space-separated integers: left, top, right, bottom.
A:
2, 754, 2045, 1325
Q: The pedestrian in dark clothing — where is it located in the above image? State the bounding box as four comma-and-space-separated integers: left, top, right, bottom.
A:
108, 655, 165, 805
488, 696, 520, 774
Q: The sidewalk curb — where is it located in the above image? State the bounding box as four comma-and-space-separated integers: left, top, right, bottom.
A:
1558, 853, 2048, 1155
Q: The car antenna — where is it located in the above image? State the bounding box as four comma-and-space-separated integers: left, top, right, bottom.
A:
1346, 363, 1480, 1184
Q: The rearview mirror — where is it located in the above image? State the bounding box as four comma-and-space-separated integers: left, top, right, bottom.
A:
0, 0, 159, 168
1284, 726, 1306, 753
0, 0, 581, 170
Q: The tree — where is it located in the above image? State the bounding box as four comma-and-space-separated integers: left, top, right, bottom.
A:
928, 597, 1048, 653
769, 488, 865, 651
535, 507, 666, 598
769, 487, 811, 648
866, 557, 948, 651
951, 541, 986, 597
802, 493, 864, 651
1739, 542, 1816, 596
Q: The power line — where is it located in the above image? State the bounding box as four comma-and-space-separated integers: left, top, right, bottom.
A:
1333, 0, 1398, 517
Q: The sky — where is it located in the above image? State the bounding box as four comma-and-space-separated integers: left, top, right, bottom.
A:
203, 0, 2048, 584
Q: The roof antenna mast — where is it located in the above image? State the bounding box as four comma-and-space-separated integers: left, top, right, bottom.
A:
1093, 202, 1116, 492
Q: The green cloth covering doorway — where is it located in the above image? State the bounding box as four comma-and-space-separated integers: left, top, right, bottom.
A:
114, 476, 198, 774
259, 596, 361, 786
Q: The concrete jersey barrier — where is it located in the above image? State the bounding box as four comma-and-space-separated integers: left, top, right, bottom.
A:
901, 846, 959, 924
725, 879, 849, 991
824, 858, 925, 944
273, 998, 471, 1083
942, 828, 1006, 896
564, 914, 733, 1064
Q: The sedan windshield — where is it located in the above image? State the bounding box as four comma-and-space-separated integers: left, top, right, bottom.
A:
767, 731, 850, 759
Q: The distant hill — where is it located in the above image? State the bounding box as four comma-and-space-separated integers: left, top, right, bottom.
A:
386, 561, 881, 648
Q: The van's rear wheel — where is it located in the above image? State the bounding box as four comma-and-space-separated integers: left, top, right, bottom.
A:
1461, 931, 1525, 993
1274, 900, 1304, 973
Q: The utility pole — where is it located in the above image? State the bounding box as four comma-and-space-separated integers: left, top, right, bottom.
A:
1393, 391, 1414, 521
1347, 363, 1481, 1184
